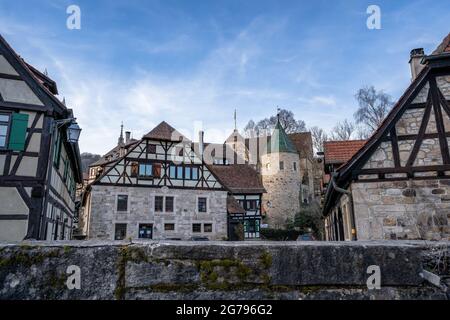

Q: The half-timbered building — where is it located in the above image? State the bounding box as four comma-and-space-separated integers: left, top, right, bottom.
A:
323, 33, 450, 241
79, 121, 265, 240
0, 34, 82, 241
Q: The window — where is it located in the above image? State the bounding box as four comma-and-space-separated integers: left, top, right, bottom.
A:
155, 196, 164, 212
147, 144, 156, 154
139, 163, 153, 178
117, 195, 128, 212
138, 224, 153, 239
0, 113, 10, 148
177, 166, 183, 179
185, 167, 191, 180
279, 161, 284, 170
198, 197, 207, 212
192, 223, 201, 233
114, 224, 127, 240
178, 147, 184, 156
192, 167, 199, 180
204, 224, 212, 233
185, 166, 199, 180
247, 200, 257, 211
293, 162, 297, 171
169, 165, 177, 179
164, 223, 175, 231
165, 197, 174, 212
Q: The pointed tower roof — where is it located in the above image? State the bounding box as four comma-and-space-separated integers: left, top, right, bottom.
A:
118, 122, 124, 145
268, 118, 298, 154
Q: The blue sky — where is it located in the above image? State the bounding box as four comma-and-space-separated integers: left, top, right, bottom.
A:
0, 0, 449, 154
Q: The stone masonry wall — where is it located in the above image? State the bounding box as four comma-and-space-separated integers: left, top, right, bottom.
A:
261, 153, 301, 228
352, 180, 450, 241
0, 241, 448, 300
87, 185, 228, 241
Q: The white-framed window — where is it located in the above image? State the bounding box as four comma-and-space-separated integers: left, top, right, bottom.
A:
0, 112, 11, 149
197, 197, 208, 213
116, 194, 129, 212
154, 195, 176, 213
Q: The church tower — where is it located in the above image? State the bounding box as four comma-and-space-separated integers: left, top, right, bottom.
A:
261, 118, 301, 229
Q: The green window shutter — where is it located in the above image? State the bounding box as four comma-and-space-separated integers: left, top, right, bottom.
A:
8, 113, 29, 151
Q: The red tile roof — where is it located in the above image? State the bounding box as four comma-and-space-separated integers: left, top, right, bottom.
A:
209, 164, 266, 194
323, 140, 366, 164
432, 32, 450, 55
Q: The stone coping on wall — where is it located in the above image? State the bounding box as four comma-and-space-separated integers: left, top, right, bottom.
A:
0, 241, 449, 300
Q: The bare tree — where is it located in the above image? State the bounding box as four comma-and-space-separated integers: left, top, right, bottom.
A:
354, 86, 393, 132
330, 119, 355, 141
310, 126, 328, 153
252, 109, 306, 135
243, 120, 256, 137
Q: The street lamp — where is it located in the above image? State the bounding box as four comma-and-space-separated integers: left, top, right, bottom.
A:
67, 121, 82, 143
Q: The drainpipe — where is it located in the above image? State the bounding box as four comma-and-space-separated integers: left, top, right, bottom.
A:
330, 173, 357, 241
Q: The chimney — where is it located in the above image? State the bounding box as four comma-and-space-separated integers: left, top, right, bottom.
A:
125, 131, 131, 144
199, 131, 204, 160
409, 48, 425, 81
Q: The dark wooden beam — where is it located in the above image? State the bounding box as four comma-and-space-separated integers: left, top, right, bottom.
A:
430, 77, 450, 164
406, 90, 433, 167
390, 127, 400, 168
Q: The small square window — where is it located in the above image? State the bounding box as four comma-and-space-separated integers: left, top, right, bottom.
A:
204, 224, 212, 233
138, 224, 153, 239
198, 197, 207, 212
147, 144, 157, 154
114, 224, 127, 240
192, 224, 201, 233
165, 197, 174, 212
155, 196, 164, 212
164, 223, 175, 231
117, 195, 128, 212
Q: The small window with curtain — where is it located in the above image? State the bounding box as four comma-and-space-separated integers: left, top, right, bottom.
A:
0, 113, 10, 148
155, 196, 163, 212
165, 196, 174, 212
117, 195, 128, 212
147, 144, 156, 154
198, 197, 207, 213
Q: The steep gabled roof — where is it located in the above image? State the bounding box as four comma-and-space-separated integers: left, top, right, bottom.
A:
323, 33, 450, 215
323, 140, 366, 165
143, 121, 189, 142
209, 164, 266, 194
0, 34, 67, 115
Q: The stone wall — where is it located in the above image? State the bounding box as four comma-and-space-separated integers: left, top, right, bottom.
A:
86, 185, 228, 241
352, 180, 450, 240
0, 241, 448, 300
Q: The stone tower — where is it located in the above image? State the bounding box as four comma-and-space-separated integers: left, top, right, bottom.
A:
261, 119, 301, 229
